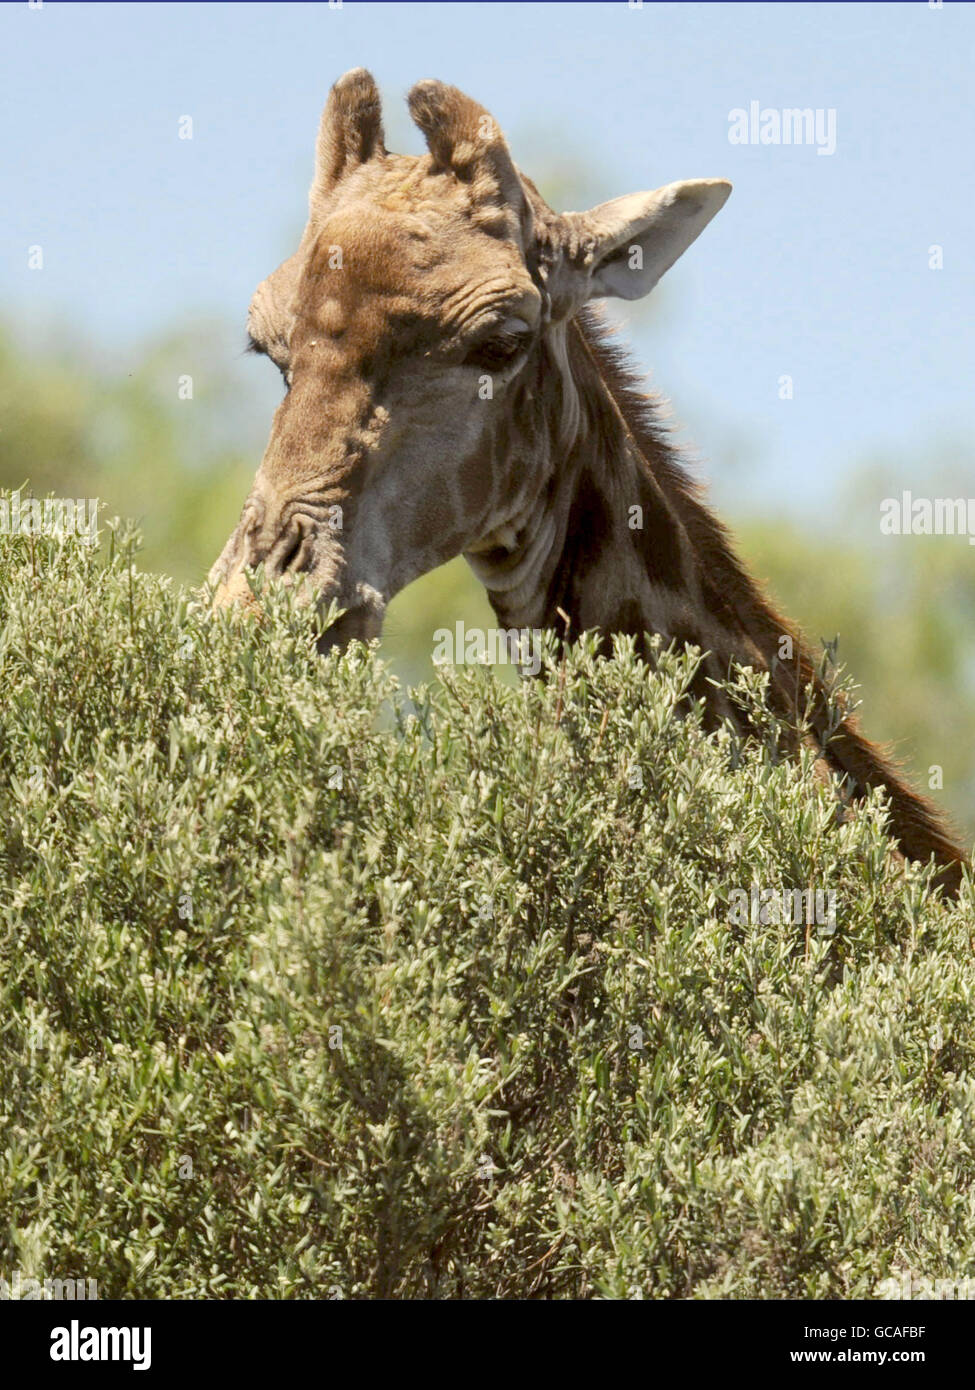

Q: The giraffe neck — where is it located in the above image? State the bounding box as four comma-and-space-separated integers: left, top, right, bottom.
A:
471, 310, 768, 688
464, 308, 968, 884
465, 307, 966, 889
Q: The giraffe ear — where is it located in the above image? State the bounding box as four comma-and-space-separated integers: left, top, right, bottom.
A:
310, 68, 385, 218
561, 179, 731, 303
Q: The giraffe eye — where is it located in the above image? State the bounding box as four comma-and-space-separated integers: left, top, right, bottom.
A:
248, 331, 293, 390
463, 320, 533, 372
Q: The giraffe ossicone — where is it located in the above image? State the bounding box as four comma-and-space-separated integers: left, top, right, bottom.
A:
210, 67, 966, 896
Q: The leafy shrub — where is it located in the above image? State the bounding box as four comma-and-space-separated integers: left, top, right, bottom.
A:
1, 515, 973, 1299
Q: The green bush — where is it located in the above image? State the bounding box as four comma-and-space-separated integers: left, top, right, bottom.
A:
1, 515, 973, 1300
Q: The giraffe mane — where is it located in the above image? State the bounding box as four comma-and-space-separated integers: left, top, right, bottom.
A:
572, 306, 966, 894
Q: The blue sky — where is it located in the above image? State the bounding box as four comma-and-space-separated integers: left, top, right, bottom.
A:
3, 0, 973, 517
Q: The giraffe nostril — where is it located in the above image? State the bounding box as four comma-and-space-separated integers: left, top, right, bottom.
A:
270, 515, 315, 576
279, 530, 303, 572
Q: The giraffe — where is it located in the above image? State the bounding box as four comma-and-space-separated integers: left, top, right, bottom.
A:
211, 68, 967, 895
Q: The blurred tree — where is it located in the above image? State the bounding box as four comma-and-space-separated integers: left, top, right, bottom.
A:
0, 319, 263, 585
740, 514, 975, 841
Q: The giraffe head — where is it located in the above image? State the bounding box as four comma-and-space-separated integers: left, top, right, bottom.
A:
210, 68, 730, 649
